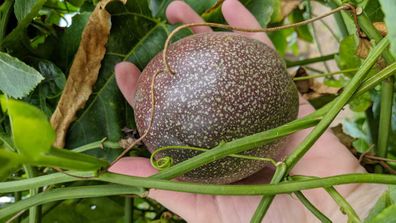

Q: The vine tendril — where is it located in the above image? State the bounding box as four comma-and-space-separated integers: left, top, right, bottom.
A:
150, 145, 278, 170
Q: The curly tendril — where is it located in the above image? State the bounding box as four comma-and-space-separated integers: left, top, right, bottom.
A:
150, 145, 278, 170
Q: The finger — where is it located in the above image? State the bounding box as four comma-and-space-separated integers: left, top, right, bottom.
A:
115, 62, 141, 108
166, 1, 212, 33
108, 157, 206, 222
222, 0, 274, 48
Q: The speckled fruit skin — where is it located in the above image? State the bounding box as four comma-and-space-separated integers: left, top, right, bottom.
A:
134, 32, 299, 184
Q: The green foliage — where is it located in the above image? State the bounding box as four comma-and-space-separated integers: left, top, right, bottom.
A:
289, 8, 313, 42
42, 197, 125, 223
13, 0, 36, 22
0, 52, 44, 98
0, 97, 108, 171
0, 96, 55, 158
0, 148, 22, 181
365, 186, 396, 222
342, 116, 371, 153
336, 35, 360, 77
0, 0, 396, 222
379, 0, 396, 58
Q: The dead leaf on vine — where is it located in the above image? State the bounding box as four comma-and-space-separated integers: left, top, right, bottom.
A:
356, 38, 371, 59
50, 0, 119, 148
293, 67, 312, 94
301, 81, 340, 101
373, 22, 387, 37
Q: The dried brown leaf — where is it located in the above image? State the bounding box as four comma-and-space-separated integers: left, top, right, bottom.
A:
293, 67, 312, 94
356, 38, 371, 59
50, 0, 114, 148
302, 80, 340, 100
373, 22, 387, 37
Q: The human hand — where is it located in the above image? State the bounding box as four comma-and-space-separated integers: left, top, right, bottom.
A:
111, 1, 385, 222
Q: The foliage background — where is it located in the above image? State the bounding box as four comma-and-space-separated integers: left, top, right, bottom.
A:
0, 0, 396, 222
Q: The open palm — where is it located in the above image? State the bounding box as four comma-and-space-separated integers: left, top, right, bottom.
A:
110, 1, 384, 222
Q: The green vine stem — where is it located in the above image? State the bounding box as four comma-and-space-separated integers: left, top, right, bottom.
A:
150, 145, 278, 170
72, 138, 121, 153
375, 77, 394, 173
294, 191, 332, 223
3, 172, 396, 218
293, 68, 358, 81
23, 165, 39, 223
286, 53, 336, 68
124, 197, 133, 223
250, 162, 286, 223
1, 172, 395, 196
325, 187, 360, 222
291, 176, 360, 222
252, 36, 389, 222
0, 184, 146, 220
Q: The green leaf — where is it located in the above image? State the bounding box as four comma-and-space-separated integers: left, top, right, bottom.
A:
2, 0, 46, 50
41, 197, 124, 223
150, 0, 216, 19
349, 92, 372, 112
365, 187, 396, 223
342, 118, 368, 139
362, 0, 384, 22
368, 205, 396, 223
0, 97, 107, 170
0, 52, 44, 98
0, 148, 22, 181
14, 0, 36, 22
268, 28, 295, 56
352, 138, 370, 153
244, 0, 275, 27
335, 35, 361, 77
36, 147, 108, 171
202, 0, 275, 27
289, 8, 313, 42
0, 96, 55, 159
270, 0, 282, 22
379, 0, 396, 57
25, 59, 66, 116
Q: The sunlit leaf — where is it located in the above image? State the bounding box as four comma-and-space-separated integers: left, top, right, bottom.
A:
0, 97, 55, 159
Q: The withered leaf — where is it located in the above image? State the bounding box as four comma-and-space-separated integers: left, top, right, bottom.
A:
293, 67, 312, 94
373, 22, 387, 37
50, 0, 115, 148
356, 38, 371, 59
